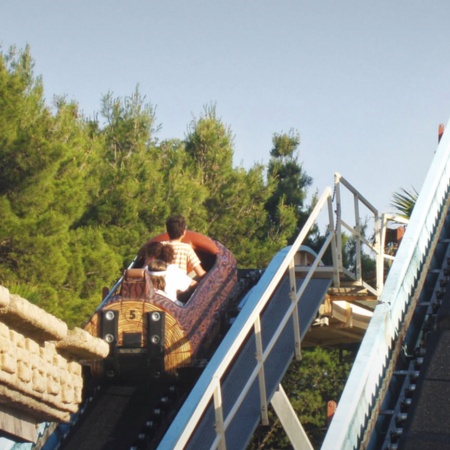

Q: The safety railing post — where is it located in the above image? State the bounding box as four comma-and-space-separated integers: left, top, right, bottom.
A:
254, 316, 269, 425
213, 376, 227, 450
334, 174, 344, 279
354, 192, 362, 283
376, 212, 386, 296
288, 258, 301, 360
328, 194, 340, 287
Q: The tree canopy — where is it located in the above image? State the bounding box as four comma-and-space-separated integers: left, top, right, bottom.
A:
0, 47, 315, 327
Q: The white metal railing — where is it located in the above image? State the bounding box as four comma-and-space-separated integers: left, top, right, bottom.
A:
334, 172, 380, 292
333, 172, 404, 297
321, 117, 450, 450
158, 187, 336, 449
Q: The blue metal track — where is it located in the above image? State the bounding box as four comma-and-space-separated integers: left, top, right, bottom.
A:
184, 276, 331, 450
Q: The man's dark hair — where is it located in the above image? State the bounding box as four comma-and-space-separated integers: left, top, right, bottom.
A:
166, 215, 187, 239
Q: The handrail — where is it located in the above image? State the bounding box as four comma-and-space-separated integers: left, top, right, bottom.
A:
159, 187, 335, 449
334, 172, 383, 296
321, 117, 450, 450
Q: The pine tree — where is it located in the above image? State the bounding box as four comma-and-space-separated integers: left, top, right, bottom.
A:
265, 129, 313, 242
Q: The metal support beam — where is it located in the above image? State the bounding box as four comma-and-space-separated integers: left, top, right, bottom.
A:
271, 384, 314, 450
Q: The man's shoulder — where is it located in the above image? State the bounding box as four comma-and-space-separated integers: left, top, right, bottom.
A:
170, 241, 193, 251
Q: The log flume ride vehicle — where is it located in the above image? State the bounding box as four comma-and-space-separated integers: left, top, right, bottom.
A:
83, 230, 238, 382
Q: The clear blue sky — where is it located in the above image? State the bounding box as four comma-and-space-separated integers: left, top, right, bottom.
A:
2, 1, 450, 223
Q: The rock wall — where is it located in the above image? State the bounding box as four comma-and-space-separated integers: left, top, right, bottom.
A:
0, 285, 109, 439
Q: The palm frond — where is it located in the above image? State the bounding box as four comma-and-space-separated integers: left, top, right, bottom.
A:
391, 187, 418, 219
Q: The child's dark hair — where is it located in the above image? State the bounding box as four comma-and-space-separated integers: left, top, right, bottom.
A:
144, 241, 164, 259
147, 259, 167, 291
160, 244, 175, 264
144, 241, 175, 264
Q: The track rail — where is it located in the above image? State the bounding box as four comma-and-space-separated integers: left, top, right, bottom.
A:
374, 211, 450, 449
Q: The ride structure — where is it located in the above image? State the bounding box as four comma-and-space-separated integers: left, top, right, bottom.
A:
3, 120, 448, 449
321, 120, 450, 450
0, 166, 403, 449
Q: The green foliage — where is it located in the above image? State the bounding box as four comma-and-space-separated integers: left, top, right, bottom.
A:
184, 109, 301, 267
100, 88, 158, 164
0, 46, 47, 195
185, 104, 239, 238
4, 281, 42, 304
185, 104, 234, 187
266, 129, 313, 242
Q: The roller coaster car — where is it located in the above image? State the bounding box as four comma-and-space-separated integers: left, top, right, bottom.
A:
84, 231, 237, 381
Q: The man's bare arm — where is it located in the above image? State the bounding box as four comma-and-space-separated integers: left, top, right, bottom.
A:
194, 265, 206, 278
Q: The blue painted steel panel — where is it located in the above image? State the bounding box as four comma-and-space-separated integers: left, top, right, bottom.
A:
185, 276, 331, 450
